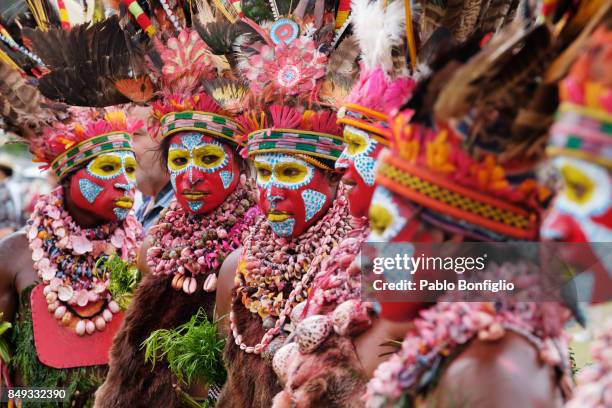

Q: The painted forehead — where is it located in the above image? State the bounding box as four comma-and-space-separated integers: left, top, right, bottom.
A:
253, 153, 313, 167
170, 132, 219, 150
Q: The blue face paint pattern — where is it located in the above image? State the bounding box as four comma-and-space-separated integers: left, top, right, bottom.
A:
78, 179, 104, 204
220, 170, 234, 189
80, 151, 136, 203
113, 207, 129, 220
255, 154, 317, 236
188, 201, 204, 212
337, 126, 378, 186
301, 189, 326, 222
168, 133, 230, 190
269, 218, 295, 237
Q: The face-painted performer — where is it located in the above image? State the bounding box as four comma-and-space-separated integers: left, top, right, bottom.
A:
268, 0, 541, 405
550, 24, 612, 408
96, 23, 259, 407
0, 11, 146, 407
361, 2, 609, 405
210, 2, 360, 406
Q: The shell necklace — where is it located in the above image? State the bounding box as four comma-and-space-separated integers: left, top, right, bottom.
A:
146, 176, 259, 294
26, 187, 142, 336
231, 185, 352, 355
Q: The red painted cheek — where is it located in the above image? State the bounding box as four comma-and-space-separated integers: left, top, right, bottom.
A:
69, 170, 128, 222
343, 144, 384, 218
175, 160, 240, 215
344, 164, 376, 218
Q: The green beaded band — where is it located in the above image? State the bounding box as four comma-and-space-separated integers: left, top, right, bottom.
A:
50, 131, 133, 180
160, 111, 245, 146
247, 128, 344, 162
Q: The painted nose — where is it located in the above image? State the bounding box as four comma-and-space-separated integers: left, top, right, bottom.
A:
188, 166, 203, 184
267, 184, 285, 209
114, 173, 134, 191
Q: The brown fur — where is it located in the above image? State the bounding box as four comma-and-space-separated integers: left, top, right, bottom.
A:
216, 298, 281, 408
279, 335, 367, 408
94, 273, 216, 408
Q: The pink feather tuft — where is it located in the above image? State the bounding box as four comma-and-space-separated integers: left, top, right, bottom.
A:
305, 110, 341, 135
347, 67, 415, 115
269, 105, 302, 129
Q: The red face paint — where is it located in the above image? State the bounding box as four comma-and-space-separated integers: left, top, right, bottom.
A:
254, 154, 336, 238
68, 151, 137, 222
167, 132, 240, 215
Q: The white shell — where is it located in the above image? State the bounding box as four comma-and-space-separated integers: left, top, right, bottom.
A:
54, 305, 66, 319
272, 342, 299, 384
203, 273, 217, 292
85, 320, 96, 334
102, 309, 113, 322
95, 316, 106, 331
294, 315, 332, 354
108, 300, 120, 313
290, 301, 308, 324
57, 286, 74, 302
75, 320, 86, 336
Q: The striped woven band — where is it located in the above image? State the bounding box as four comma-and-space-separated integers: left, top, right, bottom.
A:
547, 103, 612, 168
377, 154, 539, 240
338, 103, 391, 143
50, 131, 133, 180
247, 128, 345, 163
160, 111, 245, 146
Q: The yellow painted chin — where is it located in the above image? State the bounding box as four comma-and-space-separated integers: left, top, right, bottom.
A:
267, 213, 291, 222
560, 163, 595, 204
369, 204, 393, 235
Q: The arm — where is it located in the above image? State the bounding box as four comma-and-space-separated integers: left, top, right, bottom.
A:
0, 232, 26, 322
137, 234, 154, 276
428, 331, 564, 407
215, 248, 241, 336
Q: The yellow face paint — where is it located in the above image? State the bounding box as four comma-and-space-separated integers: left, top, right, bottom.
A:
274, 161, 310, 185
560, 163, 595, 204
87, 152, 136, 180
344, 127, 369, 155
369, 203, 394, 236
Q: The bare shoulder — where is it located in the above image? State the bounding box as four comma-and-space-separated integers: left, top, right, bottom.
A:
215, 248, 242, 331
0, 231, 30, 280
429, 331, 563, 407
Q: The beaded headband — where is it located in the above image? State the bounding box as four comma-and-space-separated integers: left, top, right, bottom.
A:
377, 112, 545, 240
50, 131, 133, 180
377, 155, 539, 239
247, 128, 345, 166
547, 103, 612, 168
337, 103, 391, 144
159, 110, 246, 146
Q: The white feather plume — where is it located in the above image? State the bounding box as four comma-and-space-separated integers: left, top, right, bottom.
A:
351, 0, 406, 72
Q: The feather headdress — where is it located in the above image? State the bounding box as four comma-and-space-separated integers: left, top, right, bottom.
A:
201, 0, 360, 169
0, 4, 145, 179
375, 0, 611, 242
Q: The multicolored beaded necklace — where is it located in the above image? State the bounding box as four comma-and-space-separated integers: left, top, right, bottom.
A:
146, 176, 259, 294
364, 268, 573, 407
230, 185, 352, 355
26, 187, 142, 336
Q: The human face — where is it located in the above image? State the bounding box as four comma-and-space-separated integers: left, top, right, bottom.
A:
254, 153, 336, 238
336, 126, 385, 218
167, 132, 240, 214
542, 157, 612, 242
69, 151, 137, 222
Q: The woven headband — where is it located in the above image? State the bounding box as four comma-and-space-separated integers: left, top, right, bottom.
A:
247, 128, 345, 165
547, 103, 612, 168
377, 154, 539, 240
160, 111, 245, 146
338, 103, 391, 144
50, 131, 133, 180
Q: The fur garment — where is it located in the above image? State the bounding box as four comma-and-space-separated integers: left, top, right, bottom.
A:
94, 272, 216, 407
273, 335, 368, 408
216, 298, 282, 408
